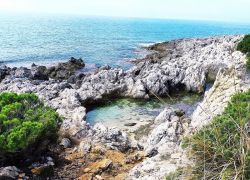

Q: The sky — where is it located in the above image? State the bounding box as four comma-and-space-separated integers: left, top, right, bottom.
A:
0, 0, 249, 22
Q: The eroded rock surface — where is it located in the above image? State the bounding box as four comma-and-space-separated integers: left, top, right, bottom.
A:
127, 36, 250, 180
0, 36, 245, 141
191, 65, 250, 129
0, 35, 248, 179
127, 109, 192, 180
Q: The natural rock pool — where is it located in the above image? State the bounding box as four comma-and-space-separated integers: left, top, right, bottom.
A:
86, 92, 202, 131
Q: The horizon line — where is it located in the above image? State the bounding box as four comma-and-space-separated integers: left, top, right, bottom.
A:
1, 10, 250, 25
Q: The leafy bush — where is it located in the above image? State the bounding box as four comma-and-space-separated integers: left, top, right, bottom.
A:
0, 92, 60, 154
237, 35, 250, 54
185, 90, 250, 179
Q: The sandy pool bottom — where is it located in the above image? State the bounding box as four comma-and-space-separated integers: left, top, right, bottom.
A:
86, 92, 202, 132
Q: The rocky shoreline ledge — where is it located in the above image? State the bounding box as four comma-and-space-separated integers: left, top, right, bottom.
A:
0, 35, 249, 179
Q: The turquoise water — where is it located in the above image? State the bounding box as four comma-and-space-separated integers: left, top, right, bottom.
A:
86, 93, 202, 126
0, 13, 250, 68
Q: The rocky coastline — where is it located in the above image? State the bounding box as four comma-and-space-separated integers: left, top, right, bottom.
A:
0, 35, 249, 179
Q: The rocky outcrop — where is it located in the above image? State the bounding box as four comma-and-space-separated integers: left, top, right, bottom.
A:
0, 35, 248, 179
0, 36, 246, 141
77, 68, 127, 105
31, 64, 49, 80
0, 36, 246, 142
0, 66, 11, 82
127, 109, 192, 180
46, 57, 85, 80
191, 64, 250, 129
130, 35, 244, 95
126, 36, 250, 180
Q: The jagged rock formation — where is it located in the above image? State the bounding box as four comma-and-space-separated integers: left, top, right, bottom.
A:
0, 35, 248, 179
191, 65, 250, 129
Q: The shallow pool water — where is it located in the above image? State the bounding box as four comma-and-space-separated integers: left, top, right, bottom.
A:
86, 92, 202, 128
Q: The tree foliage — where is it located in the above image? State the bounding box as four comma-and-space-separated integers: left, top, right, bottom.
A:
0, 92, 60, 154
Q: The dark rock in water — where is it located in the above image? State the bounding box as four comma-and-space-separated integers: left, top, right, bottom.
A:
0, 166, 20, 180
147, 42, 168, 52
31, 65, 49, 80
174, 109, 185, 117
47, 57, 85, 80
99, 65, 111, 71
124, 123, 137, 127
0, 66, 10, 81
2, 58, 85, 81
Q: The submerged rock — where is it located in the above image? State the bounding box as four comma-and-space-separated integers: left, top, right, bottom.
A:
124, 123, 137, 127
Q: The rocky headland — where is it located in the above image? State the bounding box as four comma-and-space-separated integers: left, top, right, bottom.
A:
0, 35, 249, 179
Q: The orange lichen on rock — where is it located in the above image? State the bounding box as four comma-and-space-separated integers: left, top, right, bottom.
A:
54, 144, 144, 179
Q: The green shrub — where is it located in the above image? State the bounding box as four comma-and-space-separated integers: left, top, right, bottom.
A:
237, 35, 250, 54
185, 90, 250, 179
237, 35, 250, 69
0, 92, 60, 154
246, 53, 250, 69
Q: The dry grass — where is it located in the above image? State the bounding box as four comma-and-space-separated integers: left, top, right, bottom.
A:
181, 90, 250, 180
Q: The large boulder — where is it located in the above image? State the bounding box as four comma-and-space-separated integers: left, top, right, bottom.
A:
31, 64, 49, 80
0, 66, 10, 81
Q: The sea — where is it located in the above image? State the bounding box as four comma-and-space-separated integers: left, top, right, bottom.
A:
0, 13, 250, 69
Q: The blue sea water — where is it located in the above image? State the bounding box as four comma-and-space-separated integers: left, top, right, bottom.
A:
0, 13, 250, 68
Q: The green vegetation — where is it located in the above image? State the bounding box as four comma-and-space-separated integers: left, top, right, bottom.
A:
247, 53, 250, 69
165, 168, 184, 180
182, 90, 250, 179
237, 35, 250, 54
0, 92, 60, 154
237, 35, 250, 69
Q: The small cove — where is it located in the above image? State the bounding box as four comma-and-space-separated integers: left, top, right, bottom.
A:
86, 92, 203, 130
